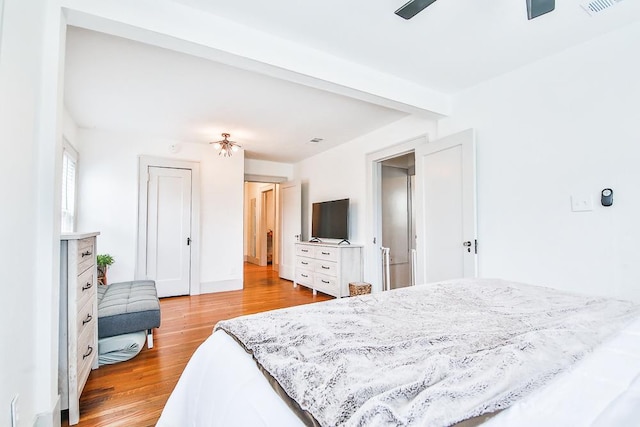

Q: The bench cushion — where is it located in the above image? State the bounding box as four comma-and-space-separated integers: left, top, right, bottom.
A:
98, 280, 161, 339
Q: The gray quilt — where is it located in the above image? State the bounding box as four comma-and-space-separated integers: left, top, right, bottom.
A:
215, 279, 639, 427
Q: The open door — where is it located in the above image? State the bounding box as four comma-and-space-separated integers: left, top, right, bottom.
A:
414, 129, 477, 284
279, 181, 301, 281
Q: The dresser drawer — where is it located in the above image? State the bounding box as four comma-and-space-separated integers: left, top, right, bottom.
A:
76, 298, 96, 339
76, 326, 96, 378
76, 326, 95, 394
315, 274, 338, 294
315, 260, 337, 277
296, 258, 315, 270
296, 245, 315, 258
76, 268, 96, 307
315, 247, 338, 262
77, 238, 96, 275
295, 269, 314, 286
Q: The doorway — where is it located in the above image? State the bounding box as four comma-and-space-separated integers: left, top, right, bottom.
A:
368, 130, 477, 292
244, 182, 279, 270
380, 153, 416, 290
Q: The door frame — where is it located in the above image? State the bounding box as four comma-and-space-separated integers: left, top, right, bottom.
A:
136, 156, 201, 294
366, 135, 429, 293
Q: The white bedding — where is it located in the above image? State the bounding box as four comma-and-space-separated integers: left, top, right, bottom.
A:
157, 281, 640, 427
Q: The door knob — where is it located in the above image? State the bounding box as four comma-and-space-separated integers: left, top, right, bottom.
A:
463, 241, 472, 247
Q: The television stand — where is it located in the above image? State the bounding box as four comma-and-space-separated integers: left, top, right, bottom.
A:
337, 239, 350, 245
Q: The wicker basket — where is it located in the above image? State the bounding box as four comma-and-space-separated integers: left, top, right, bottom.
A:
349, 282, 372, 296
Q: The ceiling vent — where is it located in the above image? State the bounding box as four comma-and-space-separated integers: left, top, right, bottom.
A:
581, 0, 623, 16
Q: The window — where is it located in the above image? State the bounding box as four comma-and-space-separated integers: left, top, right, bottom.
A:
61, 142, 78, 233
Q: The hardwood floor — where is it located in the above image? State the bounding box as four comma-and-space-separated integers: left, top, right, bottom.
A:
64, 263, 331, 426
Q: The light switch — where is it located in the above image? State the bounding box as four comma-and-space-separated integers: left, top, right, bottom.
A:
571, 195, 593, 212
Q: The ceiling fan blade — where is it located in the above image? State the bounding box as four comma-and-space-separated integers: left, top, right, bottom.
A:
395, 0, 438, 20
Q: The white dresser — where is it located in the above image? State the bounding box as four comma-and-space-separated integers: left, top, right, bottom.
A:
59, 232, 100, 425
294, 242, 363, 298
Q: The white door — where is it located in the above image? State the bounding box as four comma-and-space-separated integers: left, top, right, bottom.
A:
147, 167, 192, 297
279, 181, 301, 281
414, 129, 477, 284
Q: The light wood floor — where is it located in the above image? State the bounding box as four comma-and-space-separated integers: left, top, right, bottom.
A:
63, 263, 331, 426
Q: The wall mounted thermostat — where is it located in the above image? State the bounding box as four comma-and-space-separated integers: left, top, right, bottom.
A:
601, 188, 613, 207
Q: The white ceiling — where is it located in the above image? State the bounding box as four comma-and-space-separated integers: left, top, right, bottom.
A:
174, 0, 640, 93
64, 1, 640, 163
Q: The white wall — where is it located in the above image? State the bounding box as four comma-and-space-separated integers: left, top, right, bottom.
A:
438, 21, 640, 302
245, 158, 294, 180
294, 115, 437, 244
0, 0, 66, 425
76, 129, 245, 293
63, 107, 80, 149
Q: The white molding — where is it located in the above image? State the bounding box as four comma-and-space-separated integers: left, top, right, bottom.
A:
244, 174, 288, 183
34, 395, 60, 427
136, 156, 201, 295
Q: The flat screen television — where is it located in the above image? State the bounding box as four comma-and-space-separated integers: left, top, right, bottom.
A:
311, 198, 349, 242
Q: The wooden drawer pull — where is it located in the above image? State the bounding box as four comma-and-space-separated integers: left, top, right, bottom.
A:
82, 282, 93, 291
82, 314, 93, 325
82, 345, 94, 359
81, 250, 92, 257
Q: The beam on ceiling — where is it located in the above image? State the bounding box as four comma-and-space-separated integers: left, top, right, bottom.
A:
61, 0, 451, 118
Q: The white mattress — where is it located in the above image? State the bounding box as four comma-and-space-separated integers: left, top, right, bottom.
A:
158, 316, 640, 426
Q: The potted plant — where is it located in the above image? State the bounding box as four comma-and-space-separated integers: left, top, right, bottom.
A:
97, 254, 115, 285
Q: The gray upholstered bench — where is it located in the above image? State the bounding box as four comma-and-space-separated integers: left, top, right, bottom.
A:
97, 280, 161, 349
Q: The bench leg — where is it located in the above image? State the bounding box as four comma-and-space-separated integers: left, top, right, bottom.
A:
147, 329, 154, 349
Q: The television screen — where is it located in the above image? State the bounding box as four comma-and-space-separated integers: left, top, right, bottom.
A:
311, 198, 349, 240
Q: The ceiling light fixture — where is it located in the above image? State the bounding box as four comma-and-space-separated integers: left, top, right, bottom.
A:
210, 133, 242, 157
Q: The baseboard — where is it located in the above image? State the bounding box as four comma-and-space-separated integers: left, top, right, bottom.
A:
200, 279, 243, 294
35, 396, 61, 427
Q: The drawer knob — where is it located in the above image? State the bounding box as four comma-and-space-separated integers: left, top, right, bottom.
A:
82, 345, 94, 359
301, 274, 308, 278
321, 265, 330, 269
301, 261, 308, 265
321, 251, 330, 255
322, 279, 330, 284
82, 314, 93, 325
81, 250, 92, 257
82, 282, 93, 291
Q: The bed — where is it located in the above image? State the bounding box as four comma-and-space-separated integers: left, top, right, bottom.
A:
157, 279, 640, 426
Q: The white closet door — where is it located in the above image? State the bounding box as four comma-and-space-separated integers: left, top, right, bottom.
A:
147, 167, 192, 297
